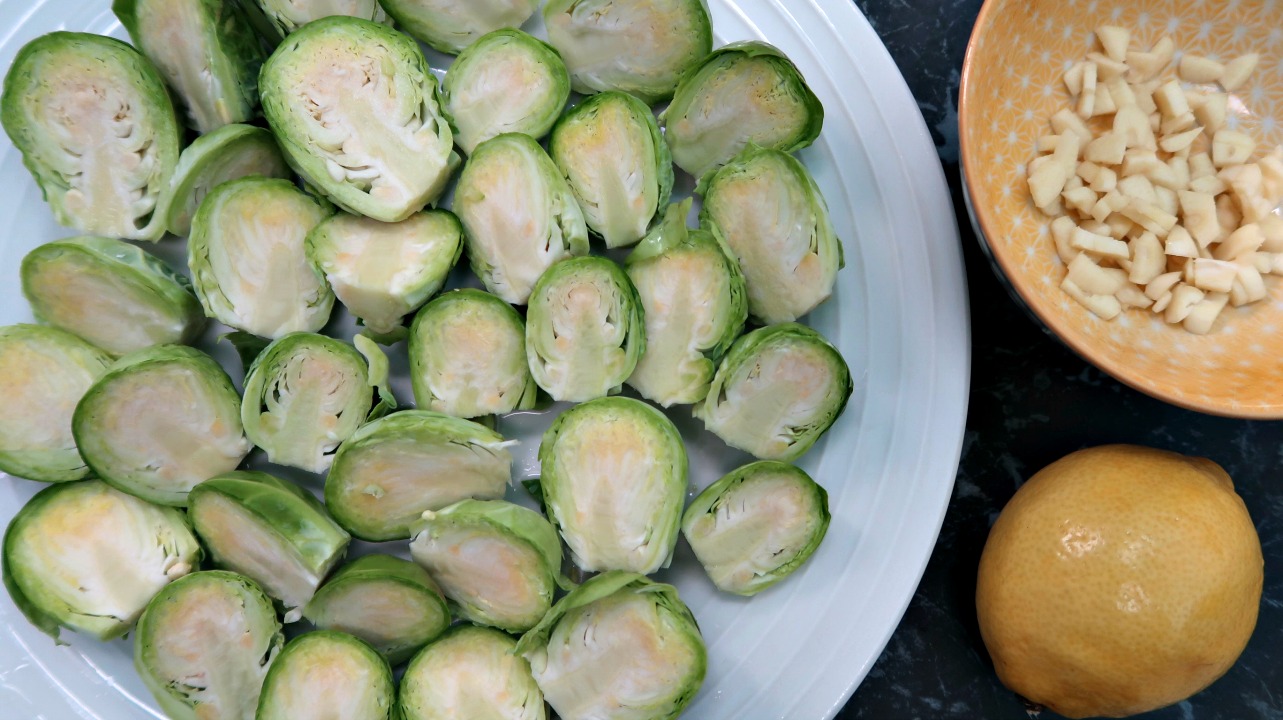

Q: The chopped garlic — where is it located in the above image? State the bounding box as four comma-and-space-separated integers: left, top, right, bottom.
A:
1096, 26, 1130, 63
1179, 55, 1225, 84
1183, 292, 1230, 334
1221, 53, 1259, 91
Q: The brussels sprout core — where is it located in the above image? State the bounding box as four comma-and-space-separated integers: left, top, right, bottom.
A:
401, 625, 546, 720
164, 124, 290, 237
257, 631, 396, 720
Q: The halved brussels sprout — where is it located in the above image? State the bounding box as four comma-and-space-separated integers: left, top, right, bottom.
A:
1, 32, 180, 241
683, 461, 829, 596
453, 133, 589, 304
0, 325, 111, 483
439, 29, 570, 155
526, 256, 645, 402
253, 0, 388, 37
662, 42, 824, 180
135, 570, 283, 720
73, 345, 251, 506
304, 554, 451, 665
257, 631, 396, 720
21, 236, 204, 356
696, 323, 852, 461
383, 0, 540, 55
401, 625, 546, 720
3, 480, 200, 641
550, 91, 672, 249
408, 289, 536, 419
700, 145, 843, 324
410, 499, 562, 633
326, 410, 514, 541
189, 471, 349, 621
189, 176, 334, 339
515, 571, 705, 720
260, 17, 458, 223
164, 124, 291, 237
536, 397, 685, 574
306, 210, 463, 340
113, 0, 265, 133
542, 0, 712, 104
625, 201, 747, 406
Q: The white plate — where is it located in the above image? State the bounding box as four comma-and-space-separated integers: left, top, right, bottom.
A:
0, 1, 969, 718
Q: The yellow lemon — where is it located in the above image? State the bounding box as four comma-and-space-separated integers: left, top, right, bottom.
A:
976, 445, 1263, 718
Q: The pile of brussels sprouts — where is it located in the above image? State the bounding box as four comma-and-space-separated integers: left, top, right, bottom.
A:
0, 0, 852, 718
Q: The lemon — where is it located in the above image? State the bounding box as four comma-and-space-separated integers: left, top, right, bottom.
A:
976, 445, 1263, 718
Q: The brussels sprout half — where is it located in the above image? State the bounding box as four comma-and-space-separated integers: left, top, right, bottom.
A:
164, 124, 291, 237
625, 201, 747, 406
454, 133, 589, 304
700, 144, 843, 324
189, 471, 350, 622
257, 631, 396, 720
515, 571, 706, 720
408, 289, 537, 419
683, 461, 830, 596
550, 91, 673, 249
21, 236, 204, 356
410, 499, 563, 633
113, 0, 265, 133
73, 345, 251, 506
536, 397, 686, 574
135, 571, 284, 720
304, 554, 450, 665
439, 29, 570, 155
3, 480, 200, 641
385, 0, 540, 55
326, 410, 514, 541
401, 625, 546, 720
252, 0, 388, 37
662, 41, 824, 181
696, 323, 852, 461
0, 325, 111, 483
542, 0, 712, 104
261, 17, 459, 223
526, 256, 645, 403
1, 32, 180, 241
242, 333, 393, 472
189, 177, 335, 339
306, 210, 463, 340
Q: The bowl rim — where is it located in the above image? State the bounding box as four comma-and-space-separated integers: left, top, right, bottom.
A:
957, 0, 1283, 420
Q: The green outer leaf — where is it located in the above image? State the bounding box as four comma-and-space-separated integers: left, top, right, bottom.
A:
695, 323, 853, 462
20, 236, 205, 356
381, 0, 540, 54
541, 0, 713, 104
253, 0, 388, 36
113, 0, 266, 133
72, 345, 249, 506
257, 630, 395, 720
536, 397, 686, 574
241, 333, 374, 472
407, 288, 537, 419
549, 90, 673, 249
163, 124, 291, 237
0, 325, 112, 483
189, 471, 350, 586
0, 32, 180, 241
135, 570, 284, 720
4, 480, 201, 642
439, 29, 570, 154
188, 176, 335, 339
662, 40, 824, 182
525, 255, 645, 402
221, 331, 272, 375
354, 334, 398, 419
304, 554, 450, 666
453, 133, 590, 305
260, 17, 458, 222
411, 499, 562, 631
325, 410, 514, 541
400, 624, 545, 720
681, 460, 830, 596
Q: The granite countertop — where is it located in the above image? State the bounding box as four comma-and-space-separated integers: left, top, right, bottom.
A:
835, 1, 1283, 718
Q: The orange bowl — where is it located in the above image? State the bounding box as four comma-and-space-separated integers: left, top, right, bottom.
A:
960, 0, 1283, 417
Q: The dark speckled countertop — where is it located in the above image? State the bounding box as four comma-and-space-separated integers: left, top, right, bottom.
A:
835, 1, 1283, 718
